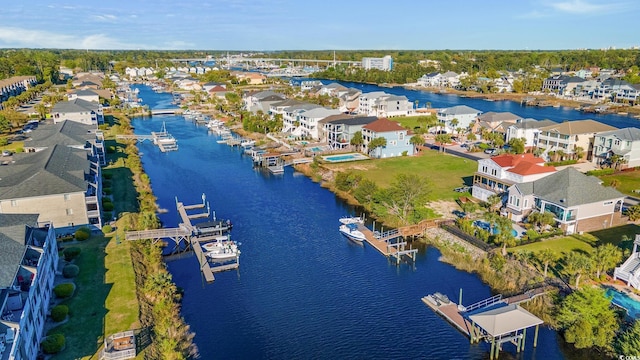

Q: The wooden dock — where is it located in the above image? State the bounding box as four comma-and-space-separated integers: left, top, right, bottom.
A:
422, 296, 473, 337
355, 223, 417, 262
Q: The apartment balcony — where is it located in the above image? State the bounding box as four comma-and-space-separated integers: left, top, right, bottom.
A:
85, 195, 98, 205
87, 209, 100, 218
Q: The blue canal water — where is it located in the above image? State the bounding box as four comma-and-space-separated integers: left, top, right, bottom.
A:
130, 83, 637, 359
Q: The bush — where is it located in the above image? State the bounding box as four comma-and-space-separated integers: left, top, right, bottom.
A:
74, 227, 91, 241
51, 305, 69, 322
103, 187, 113, 195
62, 264, 79, 278
0, 138, 8, 146
42, 334, 66, 354
546, 159, 577, 167
103, 172, 113, 179
53, 283, 74, 298
102, 201, 114, 211
63, 247, 81, 261
102, 224, 113, 233
103, 212, 113, 221
585, 168, 615, 176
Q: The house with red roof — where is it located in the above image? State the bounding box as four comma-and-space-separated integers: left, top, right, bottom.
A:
472, 153, 556, 202
361, 118, 414, 158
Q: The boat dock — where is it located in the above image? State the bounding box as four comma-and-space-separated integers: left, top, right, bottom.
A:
422, 290, 545, 359
116, 121, 178, 152
354, 223, 418, 263
125, 194, 238, 284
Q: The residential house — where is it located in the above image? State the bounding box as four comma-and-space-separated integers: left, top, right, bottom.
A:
361, 55, 393, 71
202, 82, 226, 92
233, 71, 267, 85
51, 98, 104, 125
68, 89, 99, 103
472, 153, 556, 202
319, 115, 378, 149
300, 80, 323, 91
280, 103, 322, 135
242, 90, 287, 114
358, 92, 413, 117
0, 214, 59, 360
592, 127, 640, 168
207, 85, 229, 99
575, 69, 593, 79
592, 78, 640, 104
417, 72, 441, 87
440, 71, 463, 88
173, 78, 201, 91
436, 105, 482, 133
318, 83, 349, 97
493, 76, 514, 93
338, 88, 362, 114
474, 112, 521, 135
504, 168, 625, 233
541, 75, 586, 95
362, 118, 413, 158
506, 118, 558, 149
0, 144, 103, 231
0, 76, 38, 105
295, 107, 342, 139
574, 79, 601, 98
536, 120, 617, 161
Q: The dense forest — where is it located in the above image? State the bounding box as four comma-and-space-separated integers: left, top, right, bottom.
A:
1, 48, 639, 85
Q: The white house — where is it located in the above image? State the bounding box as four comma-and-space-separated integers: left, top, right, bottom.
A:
536, 120, 617, 161
436, 105, 482, 132
68, 89, 100, 103
505, 119, 558, 149
592, 127, 640, 168
296, 107, 342, 139
51, 98, 104, 125
358, 92, 413, 117
472, 153, 557, 202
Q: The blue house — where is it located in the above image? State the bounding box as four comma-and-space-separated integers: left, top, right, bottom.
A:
362, 118, 414, 158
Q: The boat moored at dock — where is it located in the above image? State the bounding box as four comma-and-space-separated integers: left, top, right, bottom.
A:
339, 223, 366, 242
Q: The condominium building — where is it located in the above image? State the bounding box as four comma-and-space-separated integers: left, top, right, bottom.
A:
361, 55, 393, 71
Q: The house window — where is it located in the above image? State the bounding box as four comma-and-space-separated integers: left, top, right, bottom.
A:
398, 133, 404, 140
516, 198, 520, 207
66, 208, 73, 215
491, 169, 497, 176
11, 200, 17, 207
524, 199, 528, 208
64, 194, 71, 201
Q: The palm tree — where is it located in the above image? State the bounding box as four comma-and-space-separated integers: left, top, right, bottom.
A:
410, 134, 424, 154
574, 146, 584, 160
367, 137, 387, 158
538, 248, 558, 277
564, 251, 593, 288
450, 118, 459, 135
592, 244, 623, 279
350, 131, 364, 152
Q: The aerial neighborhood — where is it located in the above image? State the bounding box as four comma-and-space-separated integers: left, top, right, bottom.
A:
2, 48, 640, 359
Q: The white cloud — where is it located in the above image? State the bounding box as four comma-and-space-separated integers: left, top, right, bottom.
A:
92, 14, 118, 22
0, 26, 153, 49
546, 0, 628, 15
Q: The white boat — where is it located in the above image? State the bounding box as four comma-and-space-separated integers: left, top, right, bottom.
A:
204, 241, 240, 260
339, 216, 364, 225
339, 223, 366, 242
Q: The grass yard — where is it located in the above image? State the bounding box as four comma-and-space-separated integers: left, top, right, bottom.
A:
50, 233, 140, 360
390, 115, 434, 132
324, 149, 476, 202
511, 236, 594, 256
598, 170, 640, 197
588, 223, 640, 251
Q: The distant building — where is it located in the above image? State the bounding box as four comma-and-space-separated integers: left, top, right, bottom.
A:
361, 55, 393, 71
506, 118, 558, 149
51, 98, 104, 125
358, 92, 413, 117
536, 119, 617, 161
319, 115, 378, 150
436, 105, 482, 132
592, 127, 640, 168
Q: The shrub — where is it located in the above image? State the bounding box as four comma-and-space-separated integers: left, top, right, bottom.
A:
103, 172, 113, 179
74, 227, 91, 241
0, 138, 8, 146
103, 187, 113, 195
102, 224, 113, 233
103, 212, 112, 221
42, 334, 66, 354
63, 247, 81, 261
102, 202, 114, 211
63, 264, 79, 278
585, 168, 615, 176
53, 283, 74, 298
51, 305, 69, 322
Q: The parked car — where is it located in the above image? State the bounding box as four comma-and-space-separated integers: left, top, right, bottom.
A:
484, 148, 498, 155
2, 150, 12, 157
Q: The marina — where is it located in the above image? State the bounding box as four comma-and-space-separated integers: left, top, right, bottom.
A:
132, 84, 573, 359
116, 121, 178, 152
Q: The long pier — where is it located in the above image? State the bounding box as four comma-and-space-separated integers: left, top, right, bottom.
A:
355, 223, 418, 263
116, 122, 178, 152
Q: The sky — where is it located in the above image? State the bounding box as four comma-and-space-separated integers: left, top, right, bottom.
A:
0, 0, 638, 51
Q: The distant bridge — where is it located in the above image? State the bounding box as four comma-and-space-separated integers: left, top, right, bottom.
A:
169, 57, 360, 66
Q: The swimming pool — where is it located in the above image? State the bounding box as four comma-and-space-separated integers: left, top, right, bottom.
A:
322, 153, 369, 163
606, 288, 640, 319
473, 220, 519, 237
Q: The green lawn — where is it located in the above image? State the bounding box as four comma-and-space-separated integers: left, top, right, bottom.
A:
598, 170, 640, 197
511, 236, 594, 255
325, 149, 477, 201
390, 115, 433, 131
588, 223, 640, 251
50, 234, 141, 360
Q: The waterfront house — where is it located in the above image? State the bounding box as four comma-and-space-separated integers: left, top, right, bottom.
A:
338, 88, 362, 114
173, 78, 201, 91
202, 82, 226, 92
358, 92, 413, 117
592, 78, 640, 104
280, 103, 322, 136
436, 105, 482, 133
541, 75, 586, 95
536, 119, 617, 161
51, 98, 104, 125
234, 72, 267, 85
207, 85, 229, 99
0, 214, 59, 360
300, 80, 323, 91
417, 72, 441, 87
242, 90, 287, 114
295, 107, 342, 140
319, 114, 378, 150
474, 112, 521, 135
505, 118, 558, 150
592, 127, 640, 168
0, 144, 103, 231
504, 167, 624, 233
361, 118, 413, 158
318, 82, 349, 97
575, 69, 593, 79
472, 153, 556, 202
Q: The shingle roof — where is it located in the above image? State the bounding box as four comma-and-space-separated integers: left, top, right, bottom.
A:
0, 145, 89, 200
511, 119, 557, 130
319, 115, 378, 126
517, 167, 623, 207
25, 120, 97, 149
0, 214, 38, 288
596, 127, 640, 142
298, 107, 341, 119
469, 304, 543, 337
52, 98, 99, 113
477, 112, 521, 123
538, 119, 617, 135
439, 105, 481, 116
362, 118, 405, 132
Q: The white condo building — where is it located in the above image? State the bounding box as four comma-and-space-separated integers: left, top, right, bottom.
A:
361, 56, 393, 71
